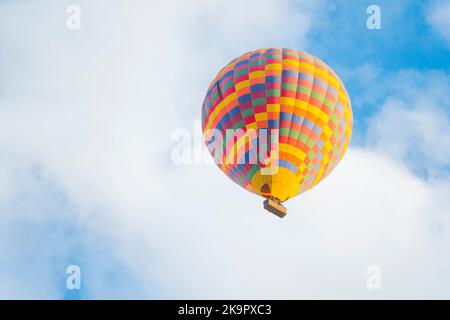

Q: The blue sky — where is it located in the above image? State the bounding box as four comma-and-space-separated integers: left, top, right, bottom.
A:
1, 0, 450, 299
307, 0, 450, 135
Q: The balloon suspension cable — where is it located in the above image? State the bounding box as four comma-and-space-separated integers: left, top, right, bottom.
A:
263, 197, 287, 218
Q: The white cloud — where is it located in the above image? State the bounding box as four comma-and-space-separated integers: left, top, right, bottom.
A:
427, 0, 450, 46
367, 70, 450, 178
105, 148, 450, 299
181, 0, 323, 54
0, 0, 325, 218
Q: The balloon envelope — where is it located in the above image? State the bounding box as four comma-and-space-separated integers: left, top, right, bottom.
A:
202, 48, 353, 203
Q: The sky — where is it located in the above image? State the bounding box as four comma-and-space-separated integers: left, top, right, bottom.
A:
0, 0, 450, 299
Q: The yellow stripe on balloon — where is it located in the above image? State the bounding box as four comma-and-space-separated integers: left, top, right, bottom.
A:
250, 71, 265, 79
279, 143, 307, 161
235, 80, 250, 91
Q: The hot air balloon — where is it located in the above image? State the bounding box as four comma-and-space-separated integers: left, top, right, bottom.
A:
201, 48, 353, 218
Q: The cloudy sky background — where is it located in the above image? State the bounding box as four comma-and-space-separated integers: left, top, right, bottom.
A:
0, 0, 450, 299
